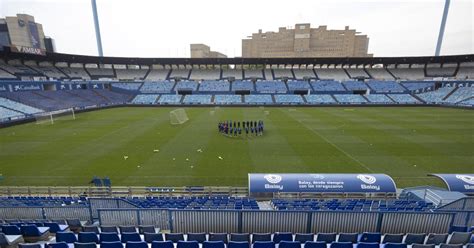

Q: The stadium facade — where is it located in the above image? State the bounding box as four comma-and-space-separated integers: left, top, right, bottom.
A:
190, 44, 227, 58
242, 24, 371, 58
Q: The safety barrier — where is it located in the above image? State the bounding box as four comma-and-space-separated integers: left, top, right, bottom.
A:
0, 206, 90, 220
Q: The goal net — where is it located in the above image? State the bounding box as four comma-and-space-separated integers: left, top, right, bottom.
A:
170, 108, 189, 125
35, 108, 76, 124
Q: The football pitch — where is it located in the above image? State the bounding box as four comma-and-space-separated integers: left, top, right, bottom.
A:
0, 106, 473, 187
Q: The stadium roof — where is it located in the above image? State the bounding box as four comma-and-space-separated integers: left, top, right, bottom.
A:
1, 46, 473, 66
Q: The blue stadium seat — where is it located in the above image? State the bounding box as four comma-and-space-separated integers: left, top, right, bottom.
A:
279, 241, 301, 248
78, 232, 99, 243
83, 226, 100, 234
382, 234, 403, 244
358, 233, 381, 243
151, 241, 174, 248
101, 241, 124, 248
253, 241, 275, 248
21, 224, 50, 241
165, 233, 185, 243
144, 233, 164, 243
228, 241, 249, 248
56, 231, 78, 243
45, 242, 69, 248
230, 233, 250, 242
294, 234, 314, 243
338, 233, 358, 243
425, 234, 448, 245
273, 232, 293, 243
74, 242, 97, 248
330, 242, 353, 248
356, 242, 380, 248
252, 233, 272, 243
2, 225, 21, 235
304, 241, 327, 248
138, 225, 155, 234
404, 234, 426, 245
187, 233, 206, 243
19, 244, 41, 248
101, 226, 118, 233
100, 232, 121, 242
126, 241, 148, 248
316, 233, 337, 243
209, 233, 228, 243
203, 241, 226, 248
384, 243, 407, 248
448, 232, 471, 245
43, 222, 68, 233
121, 232, 142, 243
177, 241, 199, 248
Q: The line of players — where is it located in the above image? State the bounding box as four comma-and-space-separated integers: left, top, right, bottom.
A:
218, 120, 264, 137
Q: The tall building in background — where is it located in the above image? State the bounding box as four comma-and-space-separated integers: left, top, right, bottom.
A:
190, 44, 227, 58
0, 14, 55, 53
242, 24, 371, 58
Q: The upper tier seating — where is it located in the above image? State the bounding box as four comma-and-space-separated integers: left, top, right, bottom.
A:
0, 97, 43, 114
232, 81, 254, 91
311, 81, 346, 92
189, 69, 221, 81
273, 69, 294, 79
169, 69, 190, 79
182, 95, 212, 104
287, 81, 311, 91
127, 196, 258, 210
198, 81, 230, 92
244, 95, 273, 104
0, 106, 23, 119
365, 68, 395, 80
315, 69, 350, 81
0, 63, 41, 76
365, 94, 394, 103
426, 64, 457, 78
222, 70, 243, 80
401, 82, 435, 91
458, 98, 474, 106
333, 94, 367, 103
342, 81, 369, 91
140, 81, 175, 93
131, 94, 159, 104
158, 95, 182, 104
244, 69, 264, 79
274, 95, 304, 104
387, 94, 421, 104
214, 95, 242, 104
304, 94, 336, 104
366, 81, 405, 93
456, 62, 474, 79
264, 69, 274, 80
443, 86, 474, 104
35, 66, 67, 79
174, 81, 198, 91
115, 69, 148, 80
0, 197, 87, 207
416, 87, 454, 103
255, 81, 287, 93
345, 68, 370, 79
112, 83, 143, 91
293, 69, 316, 80
57, 67, 90, 80
145, 69, 170, 81
0, 65, 17, 79
389, 68, 425, 80
86, 68, 115, 78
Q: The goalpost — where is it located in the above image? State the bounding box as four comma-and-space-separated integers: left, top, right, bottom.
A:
170, 108, 189, 125
35, 108, 76, 124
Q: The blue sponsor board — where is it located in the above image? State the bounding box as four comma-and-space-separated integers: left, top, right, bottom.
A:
248, 173, 397, 193
430, 174, 474, 193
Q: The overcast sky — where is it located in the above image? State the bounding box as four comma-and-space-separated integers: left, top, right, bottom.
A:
1, 0, 473, 58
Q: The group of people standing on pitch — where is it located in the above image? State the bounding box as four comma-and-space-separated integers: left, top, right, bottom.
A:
218, 120, 264, 137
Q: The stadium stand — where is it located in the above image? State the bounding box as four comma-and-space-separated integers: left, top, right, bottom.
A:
345, 68, 371, 79
145, 69, 170, 81
214, 95, 242, 104
222, 70, 243, 80
387, 94, 421, 104
198, 81, 230, 92
311, 81, 346, 92
426, 63, 457, 78
169, 69, 190, 80
244, 69, 264, 79
131, 94, 160, 104
111, 83, 143, 91
127, 196, 258, 210
34, 64, 68, 79
333, 94, 367, 103
293, 69, 317, 80
264, 69, 274, 80
273, 69, 294, 79
365, 94, 394, 103
274, 94, 305, 104
0, 197, 87, 207
0, 106, 23, 119
231, 81, 255, 91
443, 86, 474, 104
366, 81, 406, 93
86, 67, 115, 79
456, 62, 474, 79
0, 97, 43, 114
314, 68, 350, 81
174, 81, 198, 91
115, 68, 148, 80
388, 65, 425, 80
401, 82, 435, 91
244, 95, 273, 104
189, 69, 221, 81
365, 67, 395, 80
304, 94, 336, 104
286, 81, 312, 91
182, 95, 212, 104
255, 81, 287, 93
58, 67, 91, 80
158, 94, 182, 104
342, 81, 369, 91
140, 81, 175, 93
416, 86, 455, 103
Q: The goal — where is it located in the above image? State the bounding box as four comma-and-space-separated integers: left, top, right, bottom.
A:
35, 108, 76, 124
170, 108, 189, 125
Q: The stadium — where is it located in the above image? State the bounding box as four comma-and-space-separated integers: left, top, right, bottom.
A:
0, 0, 473, 248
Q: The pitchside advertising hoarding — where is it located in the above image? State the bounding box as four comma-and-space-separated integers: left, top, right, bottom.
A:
430, 174, 474, 193
248, 173, 397, 193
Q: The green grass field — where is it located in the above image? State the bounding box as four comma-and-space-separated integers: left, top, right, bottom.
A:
0, 106, 473, 187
